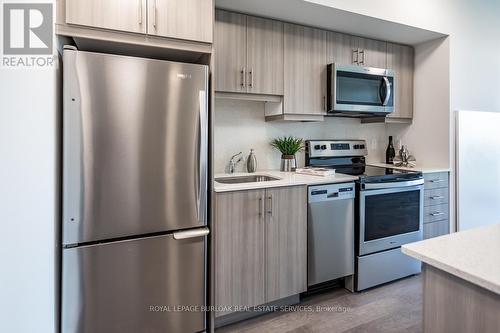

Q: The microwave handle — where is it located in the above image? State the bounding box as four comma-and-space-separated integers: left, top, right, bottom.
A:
382, 76, 391, 106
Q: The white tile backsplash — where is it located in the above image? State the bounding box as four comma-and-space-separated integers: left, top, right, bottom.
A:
214, 99, 388, 173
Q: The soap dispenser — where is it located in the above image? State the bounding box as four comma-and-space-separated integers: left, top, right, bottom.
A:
247, 149, 257, 173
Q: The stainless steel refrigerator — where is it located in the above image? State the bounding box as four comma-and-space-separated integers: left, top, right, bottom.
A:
61, 48, 209, 333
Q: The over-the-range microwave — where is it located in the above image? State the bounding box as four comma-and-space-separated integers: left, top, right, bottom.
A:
327, 63, 394, 117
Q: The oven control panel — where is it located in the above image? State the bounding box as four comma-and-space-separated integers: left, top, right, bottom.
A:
308, 183, 355, 203
306, 140, 368, 158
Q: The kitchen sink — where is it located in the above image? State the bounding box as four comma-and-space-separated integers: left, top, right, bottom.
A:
215, 175, 280, 184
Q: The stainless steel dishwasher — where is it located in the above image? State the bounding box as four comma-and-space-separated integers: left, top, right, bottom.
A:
308, 182, 355, 287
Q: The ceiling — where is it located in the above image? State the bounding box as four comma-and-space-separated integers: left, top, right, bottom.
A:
215, 0, 446, 45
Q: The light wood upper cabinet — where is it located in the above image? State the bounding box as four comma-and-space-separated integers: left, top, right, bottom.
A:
387, 43, 414, 119
213, 10, 415, 122
214, 10, 284, 95
284, 23, 327, 115
327, 31, 354, 65
265, 186, 307, 302
246, 16, 284, 95
327, 33, 386, 67
214, 186, 307, 316
352, 36, 387, 68
214, 10, 247, 93
214, 189, 265, 317
148, 0, 213, 43
66, 0, 147, 34
65, 0, 213, 43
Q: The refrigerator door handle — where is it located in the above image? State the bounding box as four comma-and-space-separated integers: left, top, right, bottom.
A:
197, 89, 208, 224
173, 227, 210, 240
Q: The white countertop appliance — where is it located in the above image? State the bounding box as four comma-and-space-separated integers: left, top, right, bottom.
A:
306, 140, 424, 291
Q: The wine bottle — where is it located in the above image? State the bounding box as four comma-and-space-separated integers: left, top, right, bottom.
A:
386, 136, 396, 164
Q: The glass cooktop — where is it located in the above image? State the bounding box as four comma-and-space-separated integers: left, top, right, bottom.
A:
332, 165, 423, 183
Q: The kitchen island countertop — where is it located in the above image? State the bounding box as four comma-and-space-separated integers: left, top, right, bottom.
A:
402, 223, 500, 295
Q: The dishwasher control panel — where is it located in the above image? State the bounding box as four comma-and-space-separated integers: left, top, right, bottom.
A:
308, 182, 355, 203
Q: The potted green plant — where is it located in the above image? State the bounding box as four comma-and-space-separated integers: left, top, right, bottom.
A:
270, 136, 304, 171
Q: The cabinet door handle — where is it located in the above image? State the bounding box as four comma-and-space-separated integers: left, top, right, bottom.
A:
430, 195, 444, 200
153, 0, 158, 29
430, 212, 445, 217
267, 195, 273, 217
323, 96, 326, 111
248, 68, 254, 88
258, 197, 262, 217
352, 49, 358, 64
240, 68, 246, 88
138, 0, 143, 24
359, 49, 365, 65
430, 179, 444, 183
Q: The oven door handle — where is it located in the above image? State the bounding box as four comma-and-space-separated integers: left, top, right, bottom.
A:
362, 178, 424, 190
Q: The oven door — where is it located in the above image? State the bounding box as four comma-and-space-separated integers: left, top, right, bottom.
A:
328, 63, 394, 115
359, 184, 423, 256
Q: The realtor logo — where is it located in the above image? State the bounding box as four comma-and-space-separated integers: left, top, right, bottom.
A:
3, 3, 53, 54
2, 2, 55, 67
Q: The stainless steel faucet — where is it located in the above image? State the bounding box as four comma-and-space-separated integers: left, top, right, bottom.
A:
228, 152, 243, 174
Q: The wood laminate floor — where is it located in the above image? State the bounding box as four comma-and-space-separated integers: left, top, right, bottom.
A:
216, 275, 422, 333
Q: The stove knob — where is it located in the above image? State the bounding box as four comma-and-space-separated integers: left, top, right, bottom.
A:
360, 144, 365, 149
353, 144, 360, 149
314, 145, 321, 150
321, 145, 327, 150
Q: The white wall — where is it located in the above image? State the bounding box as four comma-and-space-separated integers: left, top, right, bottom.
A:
214, 99, 387, 173
388, 37, 450, 167
0, 68, 58, 333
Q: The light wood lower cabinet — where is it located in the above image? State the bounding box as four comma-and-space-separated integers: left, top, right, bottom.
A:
265, 187, 307, 302
214, 186, 307, 317
214, 189, 265, 317
423, 171, 450, 239
424, 220, 449, 239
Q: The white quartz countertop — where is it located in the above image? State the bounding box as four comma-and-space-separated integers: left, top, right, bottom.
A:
402, 223, 500, 295
213, 170, 358, 192
368, 162, 450, 173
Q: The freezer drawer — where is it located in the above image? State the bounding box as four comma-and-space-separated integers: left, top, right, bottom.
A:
61, 231, 207, 333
